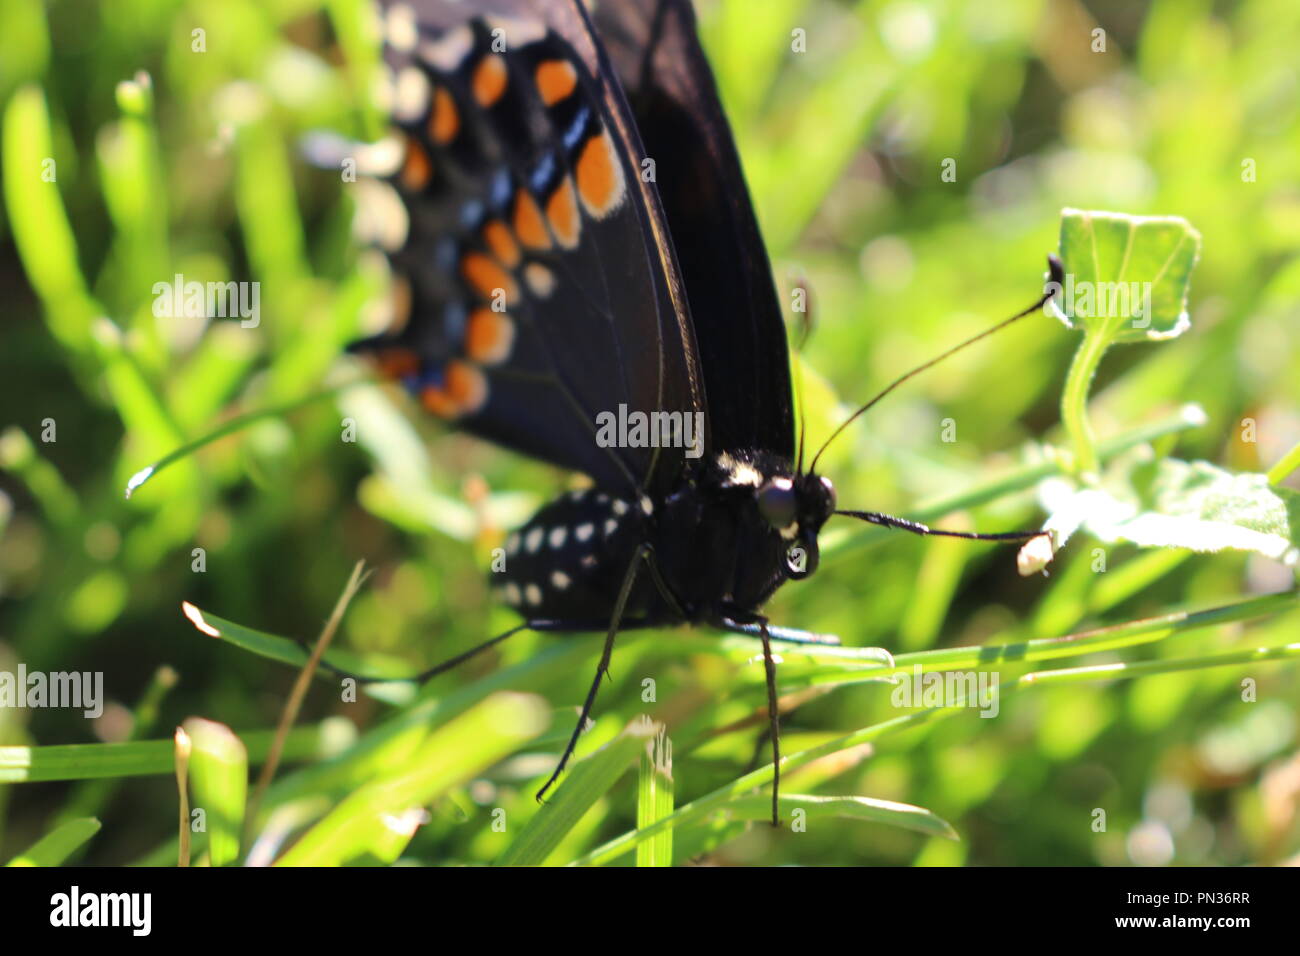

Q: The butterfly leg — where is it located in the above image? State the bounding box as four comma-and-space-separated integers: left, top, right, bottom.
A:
300, 622, 533, 685
756, 616, 781, 827
714, 608, 783, 827
535, 542, 648, 804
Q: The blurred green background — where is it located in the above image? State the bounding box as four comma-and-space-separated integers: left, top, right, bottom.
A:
1, 0, 1298, 866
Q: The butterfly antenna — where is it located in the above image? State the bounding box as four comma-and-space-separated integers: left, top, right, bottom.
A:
808, 255, 1063, 474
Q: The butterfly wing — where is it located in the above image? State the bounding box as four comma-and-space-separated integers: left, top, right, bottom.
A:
352, 0, 707, 496
588, 0, 795, 460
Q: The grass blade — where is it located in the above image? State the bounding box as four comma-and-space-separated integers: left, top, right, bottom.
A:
728, 794, 956, 840
5, 818, 101, 866
276, 691, 548, 865
183, 718, 248, 866
0, 724, 341, 783
572, 635, 1300, 866
636, 728, 674, 867
499, 716, 661, 866
125, 384, 358, 498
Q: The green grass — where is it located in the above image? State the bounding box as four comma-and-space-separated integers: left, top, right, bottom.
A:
1, 0, 1298, 867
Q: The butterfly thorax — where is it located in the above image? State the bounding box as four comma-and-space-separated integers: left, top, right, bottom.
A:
492, 450, 835, 628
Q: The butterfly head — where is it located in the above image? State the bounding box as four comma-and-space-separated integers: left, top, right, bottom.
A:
756, 472, 836, 581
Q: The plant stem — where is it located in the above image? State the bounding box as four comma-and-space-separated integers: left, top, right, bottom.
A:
1060, 327, 1111, 479
1267, 440, 1300, 486
821, 403, 1205, 562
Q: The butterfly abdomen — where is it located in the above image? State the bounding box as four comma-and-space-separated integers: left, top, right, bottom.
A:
493, 488, 654, 624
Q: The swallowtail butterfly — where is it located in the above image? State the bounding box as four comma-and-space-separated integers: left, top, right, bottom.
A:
332, 0, 1059, 823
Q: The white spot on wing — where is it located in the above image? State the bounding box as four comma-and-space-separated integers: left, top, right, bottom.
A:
524, 263, 556, 298
485, 15, 548, 47
386, 4, 419, 52
525, 527, 544, 553
422, 25, 474, 72
352, 178, 410, 252
575, 523, 594, 542
393, 67, 430, 123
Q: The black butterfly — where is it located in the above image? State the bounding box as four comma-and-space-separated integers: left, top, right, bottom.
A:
339, 0, 1060, 825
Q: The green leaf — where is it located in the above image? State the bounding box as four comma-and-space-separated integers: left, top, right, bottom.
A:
1053, 208, 1202, 342
500, 716, 661, 866
1052, 209, 1204, 478
1027, 457, 1300, 569
6, 818, 101, 866
182, 718, 248, 867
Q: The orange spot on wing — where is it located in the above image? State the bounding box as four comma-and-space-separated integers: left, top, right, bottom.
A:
399, 136, 432, 191
388, 274, 412, 334
545, 177, 581, 249
461, 252, 520, 304
375, 347, 420, 380
512, 189, 552, 249
421, 361, 488, 419
430, 87, 459, 143
466, 308, 515, 365
535, 59, 577, 106
482, 220, 521, 267
575, 130, 624, 217
472, 55, 508, 107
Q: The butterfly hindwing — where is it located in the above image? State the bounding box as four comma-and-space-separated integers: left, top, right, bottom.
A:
589, 0, 795, 460
352, 1, 707, 496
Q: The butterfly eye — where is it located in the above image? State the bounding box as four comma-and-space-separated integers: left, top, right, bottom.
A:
818, 475, 837, 516
757, 478, 797, 529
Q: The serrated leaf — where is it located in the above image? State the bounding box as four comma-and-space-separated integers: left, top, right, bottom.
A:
1050, 208, 1201, 343
1027, 457, 1300, 568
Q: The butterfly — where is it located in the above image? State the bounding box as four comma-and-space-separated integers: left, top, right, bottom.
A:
336, 0, 1060, 825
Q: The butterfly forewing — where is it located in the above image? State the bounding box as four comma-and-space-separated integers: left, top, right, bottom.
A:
352, 0, 706, 497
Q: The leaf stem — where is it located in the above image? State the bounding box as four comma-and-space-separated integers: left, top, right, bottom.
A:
1267, 440, 1300, 486
1060, 327, 1110, 479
